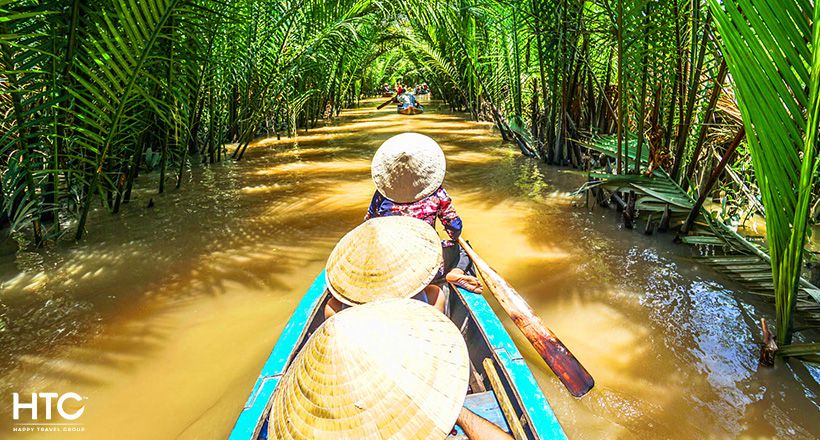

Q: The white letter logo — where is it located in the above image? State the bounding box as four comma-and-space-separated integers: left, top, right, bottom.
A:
12, 393, 37, 420
11, 392, 85, 421
57, 393, 84, 420
38, 393, 58, 419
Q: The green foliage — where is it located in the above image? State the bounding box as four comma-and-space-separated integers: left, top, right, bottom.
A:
710, 0, 820, 346
1, 0, 718, 242
778, 343, 820, 363
1, 0, 391, 240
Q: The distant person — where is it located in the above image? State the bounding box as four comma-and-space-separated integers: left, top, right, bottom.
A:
399, 90, 419, 107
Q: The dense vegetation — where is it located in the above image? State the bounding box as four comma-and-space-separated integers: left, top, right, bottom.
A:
1, 1, 818, 359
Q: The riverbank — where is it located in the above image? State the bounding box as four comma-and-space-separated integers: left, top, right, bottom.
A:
0, 100, 817, 439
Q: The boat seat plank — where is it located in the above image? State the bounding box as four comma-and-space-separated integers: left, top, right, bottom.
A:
449, 391, 511, 437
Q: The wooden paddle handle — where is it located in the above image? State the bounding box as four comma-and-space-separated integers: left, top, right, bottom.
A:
376, 97, 397, 110
458, 237, 595, 397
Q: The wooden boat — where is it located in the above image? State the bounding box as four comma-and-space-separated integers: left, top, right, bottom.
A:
229, 270, 566, 440
398, 104, 424, 115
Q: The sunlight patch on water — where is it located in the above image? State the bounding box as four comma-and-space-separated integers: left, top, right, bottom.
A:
239, 182, 294, 194
445, 150, 503, 165
253, 159, 371, 176
268, 146, 346, 159
2, 271, 49, 293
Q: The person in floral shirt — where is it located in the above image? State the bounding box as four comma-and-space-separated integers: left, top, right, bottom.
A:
325, 132, 483, 318
365, 185, 470, 274
368, 131, 481, 284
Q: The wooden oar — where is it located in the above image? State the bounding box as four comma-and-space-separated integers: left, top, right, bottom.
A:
376, 97, 397, 110
457, 237, 595, 397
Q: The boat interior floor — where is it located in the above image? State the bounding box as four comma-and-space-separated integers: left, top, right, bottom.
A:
448, 390, 512, 438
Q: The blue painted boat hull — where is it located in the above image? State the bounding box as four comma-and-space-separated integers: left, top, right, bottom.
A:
229, 271, 566, 439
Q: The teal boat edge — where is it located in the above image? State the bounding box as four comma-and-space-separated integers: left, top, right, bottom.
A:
228, 270, 567, 440
452, 285, 566, 439
228, 271, 327, 440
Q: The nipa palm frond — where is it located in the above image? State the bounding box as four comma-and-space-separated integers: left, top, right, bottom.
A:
710, 0, 820, 347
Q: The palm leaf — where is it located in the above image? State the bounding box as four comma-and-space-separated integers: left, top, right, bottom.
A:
710, 0, 820, 347
71, 0, 188, 239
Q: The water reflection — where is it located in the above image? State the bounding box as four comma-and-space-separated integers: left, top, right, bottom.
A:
0, 100, 817, 439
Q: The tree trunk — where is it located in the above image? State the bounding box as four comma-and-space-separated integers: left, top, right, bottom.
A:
682, 60, 727, 191
680, 126, 745, 234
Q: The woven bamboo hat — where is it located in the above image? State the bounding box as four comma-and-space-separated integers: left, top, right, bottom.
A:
326, 216, 443, 306
269, 298, 470, 439
371, 132, 446, 203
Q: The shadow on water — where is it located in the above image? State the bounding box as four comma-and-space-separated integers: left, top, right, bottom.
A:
0, 100, 817, 439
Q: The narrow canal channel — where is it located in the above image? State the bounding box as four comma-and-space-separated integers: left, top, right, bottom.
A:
0, 100, 818, 439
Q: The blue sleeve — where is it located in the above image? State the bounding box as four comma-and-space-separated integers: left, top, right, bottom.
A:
365, 191, 382, 221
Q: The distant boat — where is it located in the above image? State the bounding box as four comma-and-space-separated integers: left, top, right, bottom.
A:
398, 103, 424, 115
229, 269, 567, 440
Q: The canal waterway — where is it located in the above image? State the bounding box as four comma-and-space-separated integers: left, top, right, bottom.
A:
0, 100, 818, 439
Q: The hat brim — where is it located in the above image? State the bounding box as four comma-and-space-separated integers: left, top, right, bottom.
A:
325, 262, 439, 306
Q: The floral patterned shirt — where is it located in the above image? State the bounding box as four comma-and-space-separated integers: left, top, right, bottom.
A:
365, 187, 462, 246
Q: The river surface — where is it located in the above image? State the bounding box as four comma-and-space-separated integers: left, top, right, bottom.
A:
0, 100, 818, 439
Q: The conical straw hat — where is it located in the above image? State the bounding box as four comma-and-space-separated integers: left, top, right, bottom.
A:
269, 298, 470, 439
371, 132, 446, 203
326, 216, 442, 305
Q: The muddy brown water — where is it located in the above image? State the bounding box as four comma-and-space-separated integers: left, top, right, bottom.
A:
0, 100, 818, 439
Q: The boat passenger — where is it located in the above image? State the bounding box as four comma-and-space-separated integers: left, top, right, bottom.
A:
324, 133, 483, 318
366, 132, 482, 293
270, 299, 513, 440
399, 90, 419, 108
323, 216, 446, 318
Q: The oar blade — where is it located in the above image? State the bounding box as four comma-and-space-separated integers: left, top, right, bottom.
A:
486, 271, 595, 397
458, 237, 595, 397
517, 316, 595, 397
376, 97, 396, 109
